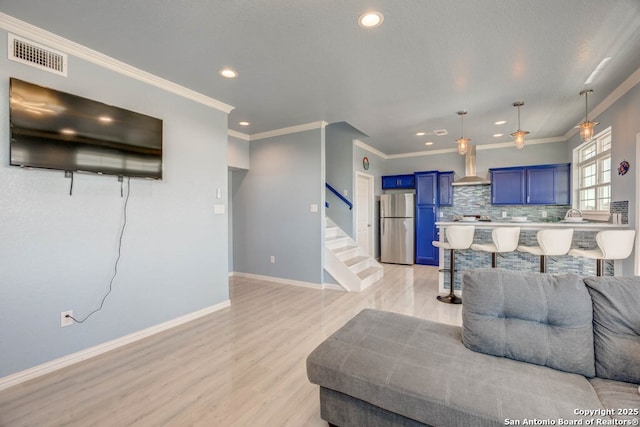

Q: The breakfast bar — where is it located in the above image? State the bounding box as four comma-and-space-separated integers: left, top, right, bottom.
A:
434, 220, 630, 294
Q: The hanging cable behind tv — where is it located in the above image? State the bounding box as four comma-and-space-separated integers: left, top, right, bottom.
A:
66, 177, 131, 324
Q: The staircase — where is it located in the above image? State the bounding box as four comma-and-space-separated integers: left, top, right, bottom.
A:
325, 218, 383, 292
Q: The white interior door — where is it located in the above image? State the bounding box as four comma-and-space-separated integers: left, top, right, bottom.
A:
356, 172, 374, 256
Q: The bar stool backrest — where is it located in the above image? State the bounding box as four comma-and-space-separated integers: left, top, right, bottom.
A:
492, 227, 521, 252
596, 230, 636, 260
445, 225, 475, 250
537, 228, 574, 256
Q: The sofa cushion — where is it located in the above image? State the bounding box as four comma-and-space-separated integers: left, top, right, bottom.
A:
583, 276, 640, 384
462, 269, 595, 377
307, 309, 605, 427
589, 378, 640, 422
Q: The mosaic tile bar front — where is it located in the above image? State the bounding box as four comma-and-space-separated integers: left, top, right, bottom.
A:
437, 185, 628, 290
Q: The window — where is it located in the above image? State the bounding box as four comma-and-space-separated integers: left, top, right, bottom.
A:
574, 127, 611, 211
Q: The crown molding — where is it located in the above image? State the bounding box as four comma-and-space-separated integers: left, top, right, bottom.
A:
0, 12, 234, 114
564, 64, 640, 140
249, 121, 328, 141
475, 136, 565, 150
227, 129, 251, 141
386, 136, 565, 159
354, 139, 388, 159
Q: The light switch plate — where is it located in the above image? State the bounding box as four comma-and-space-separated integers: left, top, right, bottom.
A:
214, 204, 225, 214
310, 204, 318, 213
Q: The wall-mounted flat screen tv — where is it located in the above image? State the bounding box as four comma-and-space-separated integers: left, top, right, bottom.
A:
9, 78, 163, 179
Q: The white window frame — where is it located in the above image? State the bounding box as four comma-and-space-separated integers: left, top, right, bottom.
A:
572, 126, 612, 221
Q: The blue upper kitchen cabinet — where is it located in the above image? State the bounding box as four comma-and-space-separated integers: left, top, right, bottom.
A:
490, 168, 526, 205
438, 171, 454, 206
527, 164, 570, 204
382, 174, 415, 189
490, 163, 570, 205
415, 171, 437, 205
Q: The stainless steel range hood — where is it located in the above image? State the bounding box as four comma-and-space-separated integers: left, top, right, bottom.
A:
451, 145, 491, 186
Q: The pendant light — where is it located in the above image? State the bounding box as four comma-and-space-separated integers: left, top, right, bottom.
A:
510, 101, 529, 150
577, 89, 598, 142
455, 111, 470, 155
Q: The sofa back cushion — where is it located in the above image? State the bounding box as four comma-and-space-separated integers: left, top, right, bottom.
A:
583, 276, 640, 384
462, 268, 595, 377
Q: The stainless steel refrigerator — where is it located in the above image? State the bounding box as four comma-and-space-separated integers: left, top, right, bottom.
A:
380, 193, 415, 264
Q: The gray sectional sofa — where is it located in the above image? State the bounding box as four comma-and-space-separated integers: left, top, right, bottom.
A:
307, 269, 640, 427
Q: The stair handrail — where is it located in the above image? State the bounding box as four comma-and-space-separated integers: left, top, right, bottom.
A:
325, 182, 353, 210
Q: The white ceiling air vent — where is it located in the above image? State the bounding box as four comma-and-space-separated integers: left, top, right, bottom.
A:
8, 34, 67, 76
433, 129, 448, 136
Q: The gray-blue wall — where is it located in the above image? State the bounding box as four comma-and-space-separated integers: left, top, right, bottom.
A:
385, 141, 570, 180
566, 81, 640, 275
0, 30, 230, 377
325, 122, 364, 236
232, 128, 325, 284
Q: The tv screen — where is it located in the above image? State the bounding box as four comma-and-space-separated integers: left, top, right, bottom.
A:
9, 78, 163, 179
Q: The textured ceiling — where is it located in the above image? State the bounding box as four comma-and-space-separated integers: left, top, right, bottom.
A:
2, 1, 640, 155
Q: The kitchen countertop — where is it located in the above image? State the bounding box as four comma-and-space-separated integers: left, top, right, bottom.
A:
435, 221, 628, 230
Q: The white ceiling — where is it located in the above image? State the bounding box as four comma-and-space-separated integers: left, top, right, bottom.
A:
2, 1, 640, 156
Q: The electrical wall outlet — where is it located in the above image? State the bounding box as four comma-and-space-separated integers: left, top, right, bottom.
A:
270, 256, 275, 263
502, 211, 507, 218
61, 310, 74, 327
541, 210, 547, 218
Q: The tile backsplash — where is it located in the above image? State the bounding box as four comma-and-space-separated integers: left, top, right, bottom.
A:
610, 200, 629, 224
440, 185, 570, 222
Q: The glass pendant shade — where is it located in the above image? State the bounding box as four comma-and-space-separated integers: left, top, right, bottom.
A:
512, 130, 528, 149
456, 137, 469, 155
455, 111, 470, 156
510, 101, 529, 149
577, 90, 598, 142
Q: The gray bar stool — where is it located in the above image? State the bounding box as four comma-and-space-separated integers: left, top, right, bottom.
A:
517, 228, 574, 273
568, 229, 636, 276
433, 225, 475, 304
471, 227, 521, 268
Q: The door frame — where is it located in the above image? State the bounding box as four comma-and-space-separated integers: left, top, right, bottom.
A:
355, 171, 375, 257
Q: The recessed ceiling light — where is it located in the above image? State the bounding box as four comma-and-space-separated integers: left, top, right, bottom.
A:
425, 142, 434, 146
416, 132, 426, 136
358, 11, 384, 28
219, 68, 238, 79
239, 121, 250, 126
494, 120, 507, 125
60, 128, 76, 135
98, 115, 113, 123
493, 133, 504, 138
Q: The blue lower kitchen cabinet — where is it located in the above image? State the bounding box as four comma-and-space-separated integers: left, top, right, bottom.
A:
415, 205, 438, 265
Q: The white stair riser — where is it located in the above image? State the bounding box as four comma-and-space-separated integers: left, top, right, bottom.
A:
348, 258, 372, 274
335, 247, 360, 261
324, 218, 383, 292
326, 237, 350, 250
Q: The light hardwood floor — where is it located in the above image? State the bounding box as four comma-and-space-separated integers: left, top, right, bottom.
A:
0, 264, 461, 427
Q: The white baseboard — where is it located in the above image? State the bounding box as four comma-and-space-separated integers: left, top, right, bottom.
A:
231, 272, 325, 290
0, 300, 230, 392
322, 283, 347, 291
